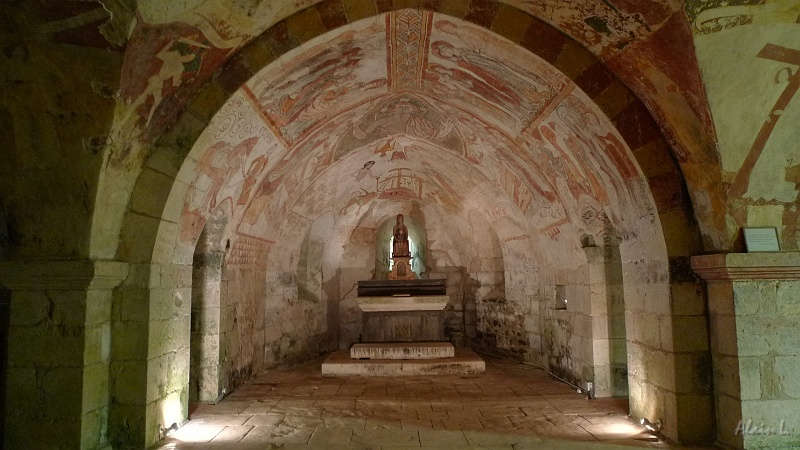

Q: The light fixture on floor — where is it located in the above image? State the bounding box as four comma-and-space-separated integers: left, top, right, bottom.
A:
640, 417, 662, 433
159, 422, 179, 439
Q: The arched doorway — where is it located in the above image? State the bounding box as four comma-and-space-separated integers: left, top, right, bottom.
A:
107, 7, 712, 447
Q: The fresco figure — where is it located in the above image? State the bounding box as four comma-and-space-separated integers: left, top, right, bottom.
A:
129, 39, 202, 126
393, 214, 410, 257
353, 160, 376, 181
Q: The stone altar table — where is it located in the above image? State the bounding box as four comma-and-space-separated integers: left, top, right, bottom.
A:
357, 295, 448, 342
356, 279, 448, 343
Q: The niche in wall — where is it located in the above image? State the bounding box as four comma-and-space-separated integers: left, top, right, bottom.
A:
554, 284, 568, 310
374, 215, 427, 279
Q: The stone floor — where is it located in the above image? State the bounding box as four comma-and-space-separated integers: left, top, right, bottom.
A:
154, 356, 718, 449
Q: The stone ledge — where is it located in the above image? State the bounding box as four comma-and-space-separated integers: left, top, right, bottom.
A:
322, 348, 485, 376
691, 252, 800, 281
351, 342, 455, 360
0, 260, 129, 290
357, 295, 449, 312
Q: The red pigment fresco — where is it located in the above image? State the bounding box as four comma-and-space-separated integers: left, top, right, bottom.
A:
120, 17, 238, 142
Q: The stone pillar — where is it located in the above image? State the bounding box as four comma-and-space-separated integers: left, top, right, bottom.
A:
693, 252, 800, 449
0, 260, 128, 450
584, 242, 628, 398
191, 246, 224, 402
624, 254, 713, 444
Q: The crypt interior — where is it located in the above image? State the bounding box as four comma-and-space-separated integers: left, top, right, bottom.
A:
1, 0, 800, 449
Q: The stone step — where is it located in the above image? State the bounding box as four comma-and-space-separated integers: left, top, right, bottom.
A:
322, 348, 485, 376
350, 342, 455, 360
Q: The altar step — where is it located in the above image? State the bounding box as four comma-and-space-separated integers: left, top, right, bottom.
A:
322, 347, 485, 376
350, 342, 454, 360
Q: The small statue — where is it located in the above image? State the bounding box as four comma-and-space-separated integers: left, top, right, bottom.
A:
392, 214, 410, 257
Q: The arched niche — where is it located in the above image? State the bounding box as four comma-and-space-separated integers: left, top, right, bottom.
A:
297, 212, 334, 304
375, 215, 428, 279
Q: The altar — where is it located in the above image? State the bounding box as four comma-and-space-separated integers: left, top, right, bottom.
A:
321, 214, 485, 376
356, 279, 448, 342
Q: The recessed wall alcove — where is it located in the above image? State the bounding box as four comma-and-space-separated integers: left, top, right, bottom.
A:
375, 214, 427, 279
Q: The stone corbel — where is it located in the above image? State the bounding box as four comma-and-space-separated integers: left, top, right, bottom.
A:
691, 252, 800, 281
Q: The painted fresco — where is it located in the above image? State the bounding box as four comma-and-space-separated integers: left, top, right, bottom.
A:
177, 10, 659, 270
244, 17, 388, 147
425, 18, 569, 134
180, 92, 284, 243
688, 0, 800, 34
111, 1, 719, 249
510, 0, 676, 56
120, 19, 235, 139
333, 93, 463, 161
137, 0, 317, 45
694, 0, 800, 248
107, 2, 726, 256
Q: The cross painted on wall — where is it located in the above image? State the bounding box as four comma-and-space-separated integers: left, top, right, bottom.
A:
729, 43, 800, 198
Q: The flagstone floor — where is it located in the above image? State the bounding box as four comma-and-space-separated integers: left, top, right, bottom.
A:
153, 356, 718, 449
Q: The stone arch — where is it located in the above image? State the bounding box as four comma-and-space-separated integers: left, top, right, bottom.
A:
142, 2, 703, 262
107, 5, 712, 447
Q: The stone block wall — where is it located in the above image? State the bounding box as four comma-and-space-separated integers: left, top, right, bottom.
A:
0, 288, 8, 444
219, 266, 266, 393
537, 264, 595, 389
585, 244, 628, 398
694, 253, 800, 449
337, 225, 379, 348
425, 213, 507, 352
143, 262, 193, 444
1, 261, 127, 450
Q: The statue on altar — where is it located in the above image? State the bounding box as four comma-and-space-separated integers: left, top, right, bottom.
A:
392, 214, 410, 257
390, 214, 414, 280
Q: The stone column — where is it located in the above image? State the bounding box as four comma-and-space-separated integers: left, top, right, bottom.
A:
584, 241, 628, 398
0, 260, 128, 450
692, 252, 800, 449
191, 245, 224, 402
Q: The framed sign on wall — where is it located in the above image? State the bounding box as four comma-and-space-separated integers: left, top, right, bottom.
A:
743, 227, 781, 252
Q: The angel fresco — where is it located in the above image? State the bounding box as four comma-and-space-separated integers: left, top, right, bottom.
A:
121, 18, 236, 142
352, 161, 376, 181
187, 137, 263, 215
556, 97, 646, 211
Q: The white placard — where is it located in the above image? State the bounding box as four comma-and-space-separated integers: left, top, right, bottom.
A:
743, 227, 781, 252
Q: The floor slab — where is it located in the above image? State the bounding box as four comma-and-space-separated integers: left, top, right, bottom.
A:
154, 356, 719, 449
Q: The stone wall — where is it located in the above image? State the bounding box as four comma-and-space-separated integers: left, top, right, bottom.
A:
0, 288, 8, 444
695, 252, 800, 449
263, 212, 333, 365
1, 262, 127, 450
0, 39, 121, 260
220, 266, 266, 391
536, 264, 594, 389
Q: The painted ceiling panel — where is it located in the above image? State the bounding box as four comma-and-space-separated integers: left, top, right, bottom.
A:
243, 16, 389, 147
178, 10, 661, 267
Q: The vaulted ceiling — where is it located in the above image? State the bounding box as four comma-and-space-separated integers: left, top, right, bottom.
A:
176, 10, 660, 268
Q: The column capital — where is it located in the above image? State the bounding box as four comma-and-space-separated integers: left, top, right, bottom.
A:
691, 252, 800, 281
0, 260, 129, 290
